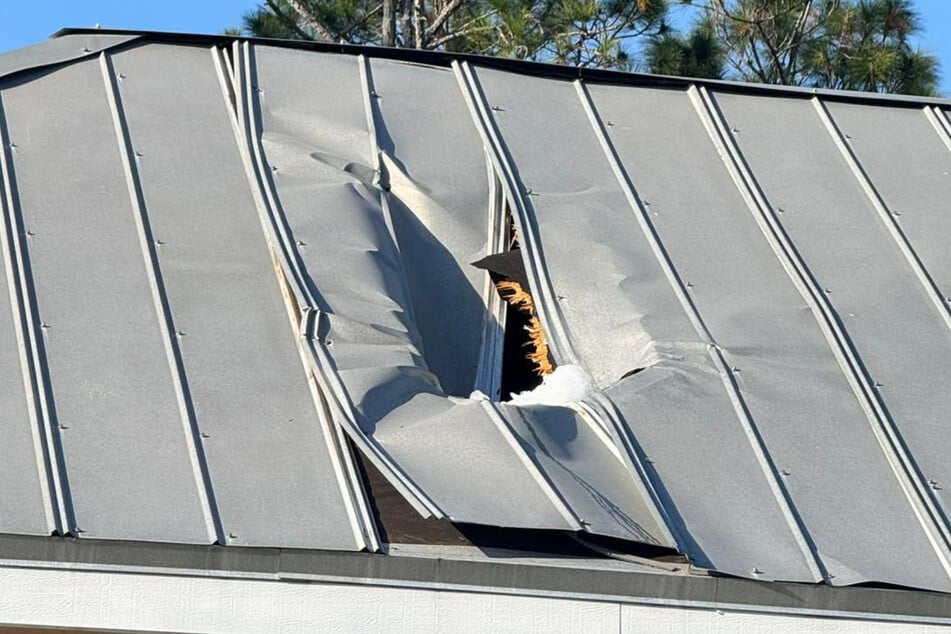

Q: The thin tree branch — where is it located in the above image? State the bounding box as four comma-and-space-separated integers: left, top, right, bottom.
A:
281, 0, 341, 41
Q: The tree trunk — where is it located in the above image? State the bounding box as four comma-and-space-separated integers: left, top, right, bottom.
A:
382, 0, 396, 46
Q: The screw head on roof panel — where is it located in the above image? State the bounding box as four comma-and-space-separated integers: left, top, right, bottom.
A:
40, 322, 49, 329
776, 206, 785, 214
25, 229, 35, 236
200, 432, 210, 439
873, 381, 883, 389
58, 424, 68, 430
686, 281, 694, 288
155, 239, 164, 246
823, 288, 832, 294
176, 330, 186, 337
228, 532, 237, 540
117, 73, 126, 81
731, 127, 740, 134
751, 567, 762, 575
891, 210, 902, 217
491, 105, 505, 112
606, 120, 615, 127
296, 239, 307, 247
780, 469, 791, 476
731, 366, 740, 373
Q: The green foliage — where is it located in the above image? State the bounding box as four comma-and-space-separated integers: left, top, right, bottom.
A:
240, 0, 670, 69
665, 0, 940, 95
238, 0, 941, 94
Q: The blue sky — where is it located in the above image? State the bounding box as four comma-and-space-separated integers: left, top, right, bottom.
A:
1, 0, 950, 93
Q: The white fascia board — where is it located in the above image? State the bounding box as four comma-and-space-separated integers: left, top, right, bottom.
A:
0, 565, 948, 634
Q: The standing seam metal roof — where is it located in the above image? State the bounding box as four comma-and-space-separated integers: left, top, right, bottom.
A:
1, 29, 951, 593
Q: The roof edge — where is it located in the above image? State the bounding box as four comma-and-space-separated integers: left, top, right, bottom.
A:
50, 27, 951, 109
1, 534, 949, 623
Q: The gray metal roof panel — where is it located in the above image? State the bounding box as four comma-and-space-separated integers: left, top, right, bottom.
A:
107, 43, 366, 550
0, 33, 138, 82
2, 32, 951, 593
0, 55, 211, 542
591, 82, 951, 590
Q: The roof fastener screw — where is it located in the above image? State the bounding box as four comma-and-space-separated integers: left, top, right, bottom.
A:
751, 567, 762, 575
776, 206, 785, 214
823, 288, 832, 294
945, 297, 951, 304
117, 73, 126, 81
8, 142, 17, 149
606, 120, 614, 127
228, 532, 237, 539
490, 105, 504, 112
155, 239, 164, 245
873, 381, 883, 389
731, 366, 740, 373
135, 151, 143, 158
271, 165, 279, 172
686, 281, 694, 288
81, 47, 91, 53
929, 479, 941, 490
25, 230, 35, 236
891, 211, 902, 217
176, 330, 186, 337
296, 239, 307, 247
643, 200, 651, 206
73, 526, 84, 534
780, 469, 791, 476
200, 432, 210, 439
58, 424, 68, 430
40, 322, 49, 329
844, 134, 852, 140
731, 127, 740, 134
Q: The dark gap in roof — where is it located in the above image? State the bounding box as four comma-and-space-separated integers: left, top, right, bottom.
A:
349, 438, 471, 546
576, 532, 685, 563
499, 280, 544, 400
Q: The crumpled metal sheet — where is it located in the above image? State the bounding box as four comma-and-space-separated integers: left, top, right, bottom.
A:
2, 33, 951, 593
248, 44, 672, 545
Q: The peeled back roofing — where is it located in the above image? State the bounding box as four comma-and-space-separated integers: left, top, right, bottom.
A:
0, 31, 950, 593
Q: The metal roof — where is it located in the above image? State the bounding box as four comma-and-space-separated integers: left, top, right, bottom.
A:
2, 30, 951, 594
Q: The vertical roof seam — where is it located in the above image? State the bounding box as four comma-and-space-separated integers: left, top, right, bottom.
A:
813, 99, 951, 340
577, 79, 822, 581
693, 84, 951, 581
0, 94, 62, 535
924, 106, 951, 159
451, 60, 578, 368
98, 51, 223, 544
357, 55, 424, 354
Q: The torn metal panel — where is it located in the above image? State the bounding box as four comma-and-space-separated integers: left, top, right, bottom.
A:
466, 66, 675, 388
0, 34, 138, 82
712, 90, 951, 590
249, 45, 673, 545
368, 58, 493, 398
109, 43, 365, 550
0, 57, 210, 542
590, 82, 951, 591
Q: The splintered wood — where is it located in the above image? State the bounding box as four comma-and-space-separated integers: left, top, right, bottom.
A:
496, 280, 553, 376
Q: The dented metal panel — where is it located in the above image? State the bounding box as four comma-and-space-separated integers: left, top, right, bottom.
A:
470, 68, 819, 581
108, 43, 363, 550
592, 82, 951, 590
